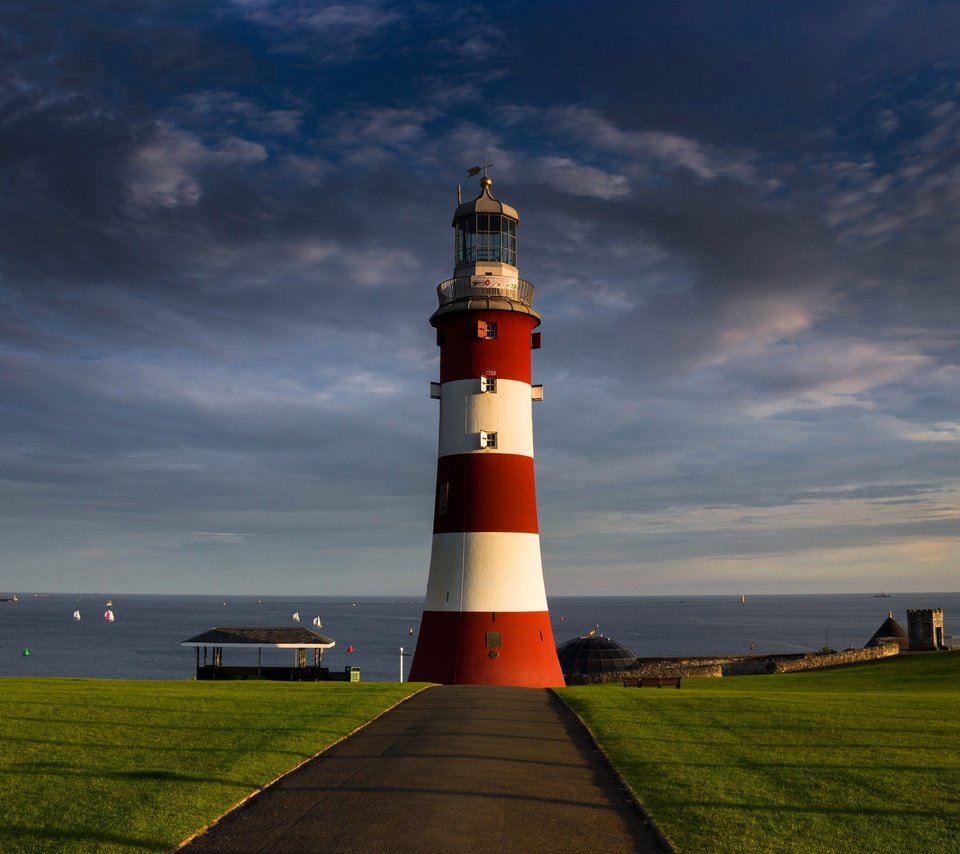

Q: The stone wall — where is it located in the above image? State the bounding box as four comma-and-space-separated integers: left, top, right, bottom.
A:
565, 657, 723, 684
765, 644, 899, 673
563, 643, 900, 684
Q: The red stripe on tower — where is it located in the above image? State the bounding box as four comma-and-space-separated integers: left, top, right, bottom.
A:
409, 174, 563, 687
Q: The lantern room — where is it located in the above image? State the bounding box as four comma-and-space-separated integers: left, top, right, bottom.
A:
453, 176, 519, 276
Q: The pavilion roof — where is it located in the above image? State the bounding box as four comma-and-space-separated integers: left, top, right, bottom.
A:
181, 626, 336, 649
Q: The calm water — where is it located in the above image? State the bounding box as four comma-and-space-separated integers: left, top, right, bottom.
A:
1, 592, 957, 682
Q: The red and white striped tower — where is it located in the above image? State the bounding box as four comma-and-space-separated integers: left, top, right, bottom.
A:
409, 173, 563, 687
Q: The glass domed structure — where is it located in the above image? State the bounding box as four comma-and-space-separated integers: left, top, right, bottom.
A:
556, 631, 637, 676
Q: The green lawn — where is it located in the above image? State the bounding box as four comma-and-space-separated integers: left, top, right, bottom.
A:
5, 659, 958, 853
0, 679, 422, 853
558, 652, 960, 853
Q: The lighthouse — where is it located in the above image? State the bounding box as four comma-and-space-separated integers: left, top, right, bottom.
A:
408, 173, 564, 687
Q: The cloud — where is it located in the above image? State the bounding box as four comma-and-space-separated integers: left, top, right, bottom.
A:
128, 125, 268, 207
2, 1, 959, 596
511, 105, 758, 182
229, 0, 403, 61
735, 339, 931, 415
529, 156, 630, 200
813, 89, 960, 252
904, 422, 960, 442
278, 154, 334, 185
700, 297, 816, 367
173, 90, 304, 135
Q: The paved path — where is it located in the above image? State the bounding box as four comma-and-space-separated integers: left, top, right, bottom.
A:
179, 685, 667, 853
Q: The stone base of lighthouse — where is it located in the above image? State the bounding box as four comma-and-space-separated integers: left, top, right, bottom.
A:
409, 610, 563, 687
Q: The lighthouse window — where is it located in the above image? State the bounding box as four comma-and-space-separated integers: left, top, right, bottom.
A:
480, 376, 497, 393
479, 431, 498, 449
455, 215, 517, 266
476, 320, 496, 339
476, 320, 497, 339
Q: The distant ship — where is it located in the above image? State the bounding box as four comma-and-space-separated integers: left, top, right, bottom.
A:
1, 594, 18, 603
873, 591, 892, 598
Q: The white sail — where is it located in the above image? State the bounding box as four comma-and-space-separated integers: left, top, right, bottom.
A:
104, 609, 115, 622
73, 610, 81, 621
313, 616, 322, 627
292, 611, 300, 622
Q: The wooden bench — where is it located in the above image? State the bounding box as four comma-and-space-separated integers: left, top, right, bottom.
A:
623, 675, 682, 689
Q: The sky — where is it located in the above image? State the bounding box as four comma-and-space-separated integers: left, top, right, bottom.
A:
2, 1, 959, 596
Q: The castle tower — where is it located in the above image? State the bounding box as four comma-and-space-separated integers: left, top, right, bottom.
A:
906, 608, 946, 651
408, 174, 564, 687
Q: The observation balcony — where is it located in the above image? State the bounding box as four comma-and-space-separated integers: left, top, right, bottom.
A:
437, 275, 536, 308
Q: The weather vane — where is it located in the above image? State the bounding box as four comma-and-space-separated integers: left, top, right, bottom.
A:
458, 162, 495, 203
467, 161, 494, 178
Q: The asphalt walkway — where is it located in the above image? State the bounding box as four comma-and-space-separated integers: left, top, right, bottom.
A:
178, 685, 668, 853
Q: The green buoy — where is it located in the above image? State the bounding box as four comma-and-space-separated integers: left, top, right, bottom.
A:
22, 648, 30, 657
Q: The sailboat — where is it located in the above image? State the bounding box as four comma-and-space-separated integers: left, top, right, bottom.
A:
73, 609, 81, 621
740, 594, 747, 604
292, 611, 301, 622
104, 609, 115, 622
312, 616, 322, 628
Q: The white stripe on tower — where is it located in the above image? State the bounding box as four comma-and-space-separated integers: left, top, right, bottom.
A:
437, 378, 534, 457
423, 532, 548, 612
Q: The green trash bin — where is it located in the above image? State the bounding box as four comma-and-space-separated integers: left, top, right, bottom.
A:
345, 665, 360, 683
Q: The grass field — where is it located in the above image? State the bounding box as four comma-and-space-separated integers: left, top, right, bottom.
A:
558, 652, 960, 853
0, 679, 421, 853
4, 657, 958, 853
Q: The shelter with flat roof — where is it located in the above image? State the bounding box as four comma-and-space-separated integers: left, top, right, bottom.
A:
182, 626, 336, 681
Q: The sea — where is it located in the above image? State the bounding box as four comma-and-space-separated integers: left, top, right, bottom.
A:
1, 592, 957, 683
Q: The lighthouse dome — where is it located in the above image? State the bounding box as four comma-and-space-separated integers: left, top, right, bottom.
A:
452, 176, 519, 223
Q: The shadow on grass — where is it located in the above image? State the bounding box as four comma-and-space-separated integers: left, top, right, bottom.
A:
1, 711, 355, 735
676, 799, 952, 820
0, 823, 168, 851
4, 760, 260, 789
1, 733, 313, 758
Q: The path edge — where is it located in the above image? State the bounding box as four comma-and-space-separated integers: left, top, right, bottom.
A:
169, 684, 434, 852
550, 688, 675, 853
